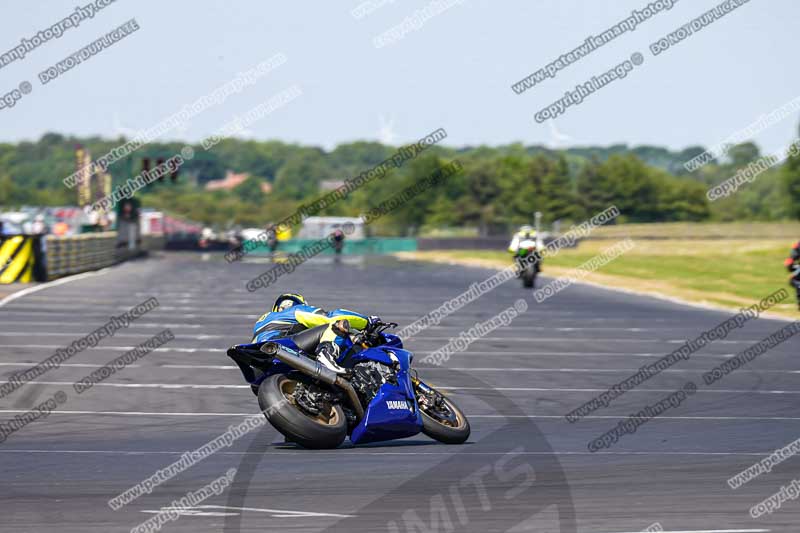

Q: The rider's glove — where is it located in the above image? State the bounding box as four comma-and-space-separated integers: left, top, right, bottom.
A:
366, 316, 382, 332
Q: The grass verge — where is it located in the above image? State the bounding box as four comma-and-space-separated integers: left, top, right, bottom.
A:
396, 239, 799, 319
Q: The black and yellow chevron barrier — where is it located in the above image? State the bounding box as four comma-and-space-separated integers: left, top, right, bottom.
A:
0, 235, 37, 283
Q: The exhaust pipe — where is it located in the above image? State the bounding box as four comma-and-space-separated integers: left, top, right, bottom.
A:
262, 342, 365, 420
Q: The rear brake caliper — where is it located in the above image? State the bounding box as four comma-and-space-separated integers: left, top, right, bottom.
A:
292, 382, 335, 417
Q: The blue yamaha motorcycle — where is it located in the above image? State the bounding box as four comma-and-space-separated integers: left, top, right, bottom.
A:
227, 318, 470, 449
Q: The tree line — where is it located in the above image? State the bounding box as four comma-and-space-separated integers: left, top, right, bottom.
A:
1, 130, 799, 235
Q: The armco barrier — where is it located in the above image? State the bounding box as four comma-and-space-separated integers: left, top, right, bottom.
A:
45, 232, 119, 279
46, 232, 165, 280
0, 232, 165, 283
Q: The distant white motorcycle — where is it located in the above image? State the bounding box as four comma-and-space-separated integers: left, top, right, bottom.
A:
514, 238, 541, 289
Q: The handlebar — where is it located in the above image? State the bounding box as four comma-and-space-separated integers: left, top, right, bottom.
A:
351, 317, 397, 347
367, 317, 398, 334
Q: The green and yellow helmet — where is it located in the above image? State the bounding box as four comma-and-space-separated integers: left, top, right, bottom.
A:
272, 293, 307, 312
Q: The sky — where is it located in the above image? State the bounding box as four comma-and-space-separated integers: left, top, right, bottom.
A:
0, 0, 798, 155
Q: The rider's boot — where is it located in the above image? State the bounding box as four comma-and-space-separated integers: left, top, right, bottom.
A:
315, 319, 350, 374
316, 342, 347, 374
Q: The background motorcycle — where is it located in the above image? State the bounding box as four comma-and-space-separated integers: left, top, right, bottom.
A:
227, 318, 470, 449
516, 239, 541, 288
790, 266, 800, 309
332, 228, 344, 255
265, 227, 278, 253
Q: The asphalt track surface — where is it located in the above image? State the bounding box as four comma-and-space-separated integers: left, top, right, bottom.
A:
0, 251, 798, 533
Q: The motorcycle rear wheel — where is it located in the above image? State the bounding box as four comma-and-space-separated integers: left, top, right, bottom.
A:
258, 374, 347, 449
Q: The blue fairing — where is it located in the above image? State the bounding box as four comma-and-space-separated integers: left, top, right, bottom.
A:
228, 339, 309, 388
348, 346, 422, 445
350, 381, 422, 445
229, 336, 423, 445
382, 333, 403, 349
347, 345, 411, 369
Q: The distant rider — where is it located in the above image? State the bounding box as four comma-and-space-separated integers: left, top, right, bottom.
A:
265, 223, 278, 252
332, 228, 345, 254
786, 241, 800, 310
508, 225, 542, 274
252, 293, 369, 373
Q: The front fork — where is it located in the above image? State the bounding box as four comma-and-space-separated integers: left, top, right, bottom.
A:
412, 376, 444, 411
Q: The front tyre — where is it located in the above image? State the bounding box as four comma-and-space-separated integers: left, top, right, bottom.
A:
416, 383, 470, 444
258, 374, 347, 449
522, 266, 535, 288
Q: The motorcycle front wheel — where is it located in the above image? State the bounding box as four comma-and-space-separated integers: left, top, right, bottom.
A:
415, 382, 470, 444
258, 374, 347, 449
522, 266, 536, 288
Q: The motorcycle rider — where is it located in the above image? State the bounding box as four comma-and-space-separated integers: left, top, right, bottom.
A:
508, 225, 542, 274
786, 241, 800, 310
332, 227, 345, 254
265, 223, 278, 253
252, 293, 370, 373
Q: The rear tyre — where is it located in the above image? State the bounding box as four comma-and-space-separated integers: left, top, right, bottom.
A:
258, 374, 347, 449
417, 386, 470, 444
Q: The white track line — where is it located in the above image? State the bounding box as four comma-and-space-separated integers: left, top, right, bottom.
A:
0, 346, 751, 359
0, 409, 257, 416
0, 308, 678, 324
602, 529, 769, 533
471, 415, 800, 420
0, 409, 797, 421
0, 322, 676, 333
0, 381, 251, 389
404, 337, 763, 344
0, 332, 222, 339
145, 505, 354, 519
0, 321, 204, 329
1, 310, 258, 320
0, 363, 233, 369
4, 381, 800, 394
0, 345, 208, 353
432, 368, 800, 374
0, 268, 110, 309
0, 330, 771, 345
446, 387, 800, 394
0, 449, 783, 457
2, 363, 798, 375
0, 363, 147, 368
